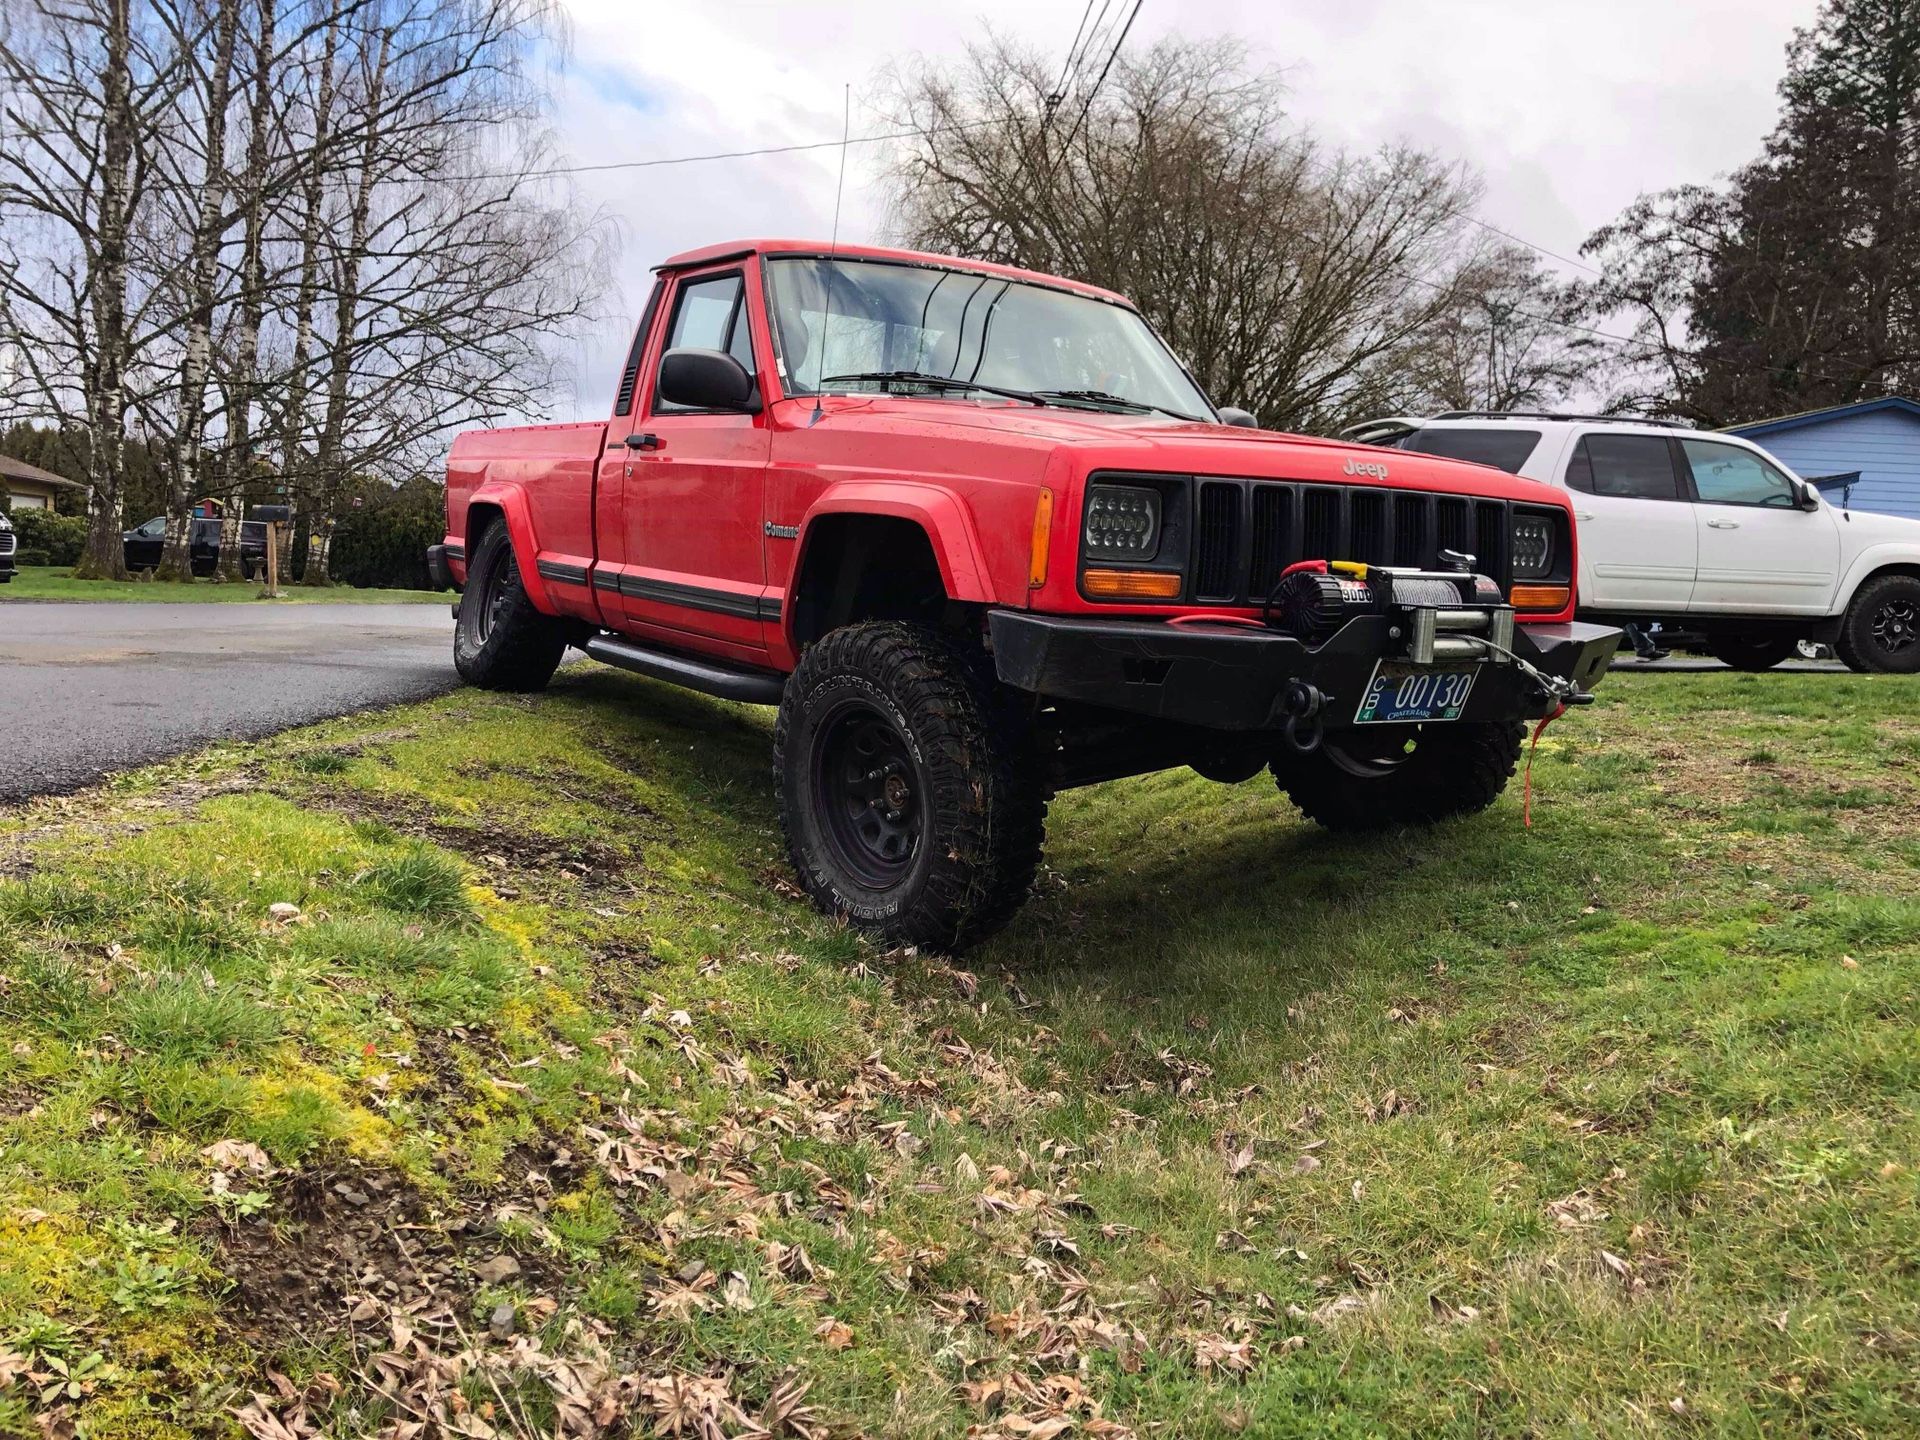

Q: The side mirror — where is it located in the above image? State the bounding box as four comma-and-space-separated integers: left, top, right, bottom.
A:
1218, 406, 1259, 429
659, 347, 757, 412
1797, 483, 1822, 512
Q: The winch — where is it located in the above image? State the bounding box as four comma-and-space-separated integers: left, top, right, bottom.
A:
1265, 554, 1516, 665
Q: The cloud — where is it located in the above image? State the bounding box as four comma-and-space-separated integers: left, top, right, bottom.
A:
542, 0, 1814, 411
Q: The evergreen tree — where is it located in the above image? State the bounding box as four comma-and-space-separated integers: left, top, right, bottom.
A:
1582, 0, 1920, 423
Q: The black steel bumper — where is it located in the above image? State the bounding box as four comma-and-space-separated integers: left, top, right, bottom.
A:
989, 611, 1622, 731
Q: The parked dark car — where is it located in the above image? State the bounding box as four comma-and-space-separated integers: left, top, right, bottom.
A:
0, 511, 15, 582
123, 516, 268, 578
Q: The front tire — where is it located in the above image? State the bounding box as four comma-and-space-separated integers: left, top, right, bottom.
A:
1274, 722, 1524, 832
1706, 636, 1799, 671
452, 520, 567, 692
774, 622, 1047, 952
1835, 574, 1920, 674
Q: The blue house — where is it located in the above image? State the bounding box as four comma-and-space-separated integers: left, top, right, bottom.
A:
1726, 396, 1920, 521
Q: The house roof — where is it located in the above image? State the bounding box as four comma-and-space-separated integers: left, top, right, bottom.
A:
1727, 395, 1920, 439
0, 454, 88, 490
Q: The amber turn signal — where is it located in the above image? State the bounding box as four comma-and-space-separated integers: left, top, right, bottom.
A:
1510, 583, 1571, 611
1029, 488, 1053, 588
1083, 568, 1182, 600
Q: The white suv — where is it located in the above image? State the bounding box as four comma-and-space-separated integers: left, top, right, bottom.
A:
1347, 412, 1920, 673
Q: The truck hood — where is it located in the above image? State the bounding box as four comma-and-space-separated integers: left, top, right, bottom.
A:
793, 395, 1570, 506
1833, 502, 1920, 547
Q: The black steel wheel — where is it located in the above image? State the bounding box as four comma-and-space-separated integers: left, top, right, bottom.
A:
1836, 573, 1920, 674
774, 622, 1048, 952
452, 519, 567, 692
1273, 721, 1524, 832
813, 697, 926, 888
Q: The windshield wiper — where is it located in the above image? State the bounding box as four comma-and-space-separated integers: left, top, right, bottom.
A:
1031, 389, 1205, 422
818, 371, 1043, 406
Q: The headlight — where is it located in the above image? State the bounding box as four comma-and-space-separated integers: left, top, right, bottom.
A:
1511, 513, 1553, 579
1082, 484, 1161, 561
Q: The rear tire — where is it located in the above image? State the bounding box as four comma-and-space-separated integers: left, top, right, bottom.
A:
774, 622, 1047, 953
1706, 636, 1799, 671
452, 520, 567, 692
1274, 721, 1524, 832
1835, 574, 1920, 674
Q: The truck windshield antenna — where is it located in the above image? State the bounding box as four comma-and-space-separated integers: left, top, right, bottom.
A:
810, 83, 852, 428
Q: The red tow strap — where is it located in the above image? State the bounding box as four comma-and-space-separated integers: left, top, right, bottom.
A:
1522, 702, 1567, 829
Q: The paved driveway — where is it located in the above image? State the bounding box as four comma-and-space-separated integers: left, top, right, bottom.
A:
0, 602, 459, 800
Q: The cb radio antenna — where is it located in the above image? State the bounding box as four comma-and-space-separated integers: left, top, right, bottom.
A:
810, 83, 852, 427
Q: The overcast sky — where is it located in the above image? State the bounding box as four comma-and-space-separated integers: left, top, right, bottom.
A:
545, 0, 1818, 411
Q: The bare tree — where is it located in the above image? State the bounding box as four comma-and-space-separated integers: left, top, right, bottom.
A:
1391, 245, 1603, 415
882, 35, 1497, 433
2, 0, 609, 586
0, 0, 183, 577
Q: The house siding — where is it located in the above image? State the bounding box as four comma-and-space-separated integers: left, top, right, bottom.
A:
1733, 408, 1920, 522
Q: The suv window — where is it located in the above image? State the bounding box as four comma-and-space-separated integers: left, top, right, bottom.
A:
1565, 434, 1682, 500
1680, 439, 1799, 507
656, 272, 754, 408
1400, 427, 1542, 474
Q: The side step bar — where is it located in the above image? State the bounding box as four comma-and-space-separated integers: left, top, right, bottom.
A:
580, 632, 785, 706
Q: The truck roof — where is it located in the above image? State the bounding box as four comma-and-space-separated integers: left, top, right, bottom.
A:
654, 239, 1132, 307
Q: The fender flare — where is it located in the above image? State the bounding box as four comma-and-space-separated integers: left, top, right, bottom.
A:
465, 483, 561, 616
792, 482, 995, 605
1835, 543, 1920, 614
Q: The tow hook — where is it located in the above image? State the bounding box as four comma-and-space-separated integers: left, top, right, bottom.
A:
1279, 680, 1330, 754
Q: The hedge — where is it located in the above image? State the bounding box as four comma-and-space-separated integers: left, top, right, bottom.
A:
7, 507, 88, 567
328, 476, 445, 591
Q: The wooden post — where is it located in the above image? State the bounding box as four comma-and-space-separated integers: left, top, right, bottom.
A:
252, 503, 291, 598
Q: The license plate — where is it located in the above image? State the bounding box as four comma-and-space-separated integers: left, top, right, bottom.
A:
1354, 661, 1479, 724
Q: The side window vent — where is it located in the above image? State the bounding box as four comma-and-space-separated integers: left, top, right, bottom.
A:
613, 281, 665, 418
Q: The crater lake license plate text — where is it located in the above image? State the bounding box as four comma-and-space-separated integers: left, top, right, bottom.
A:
1354, 661, 1478, 724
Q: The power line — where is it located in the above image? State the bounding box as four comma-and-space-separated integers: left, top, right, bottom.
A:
1044, 0, 1143, 185
1049, 0, 1103, 109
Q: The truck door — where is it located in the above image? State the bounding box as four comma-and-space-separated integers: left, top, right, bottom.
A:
1562, 432, 1697, 613
1677, 437, 1839, 615
607, 264, 773, 658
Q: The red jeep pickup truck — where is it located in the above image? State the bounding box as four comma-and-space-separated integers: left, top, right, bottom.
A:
432, 239, 1620, 950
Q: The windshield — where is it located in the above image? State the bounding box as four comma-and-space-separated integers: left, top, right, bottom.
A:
765, 256, 1214, 421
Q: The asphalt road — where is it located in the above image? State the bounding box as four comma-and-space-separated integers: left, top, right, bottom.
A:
0, 601, 459, 801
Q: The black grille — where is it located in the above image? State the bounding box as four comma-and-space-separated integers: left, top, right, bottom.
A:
1188, 479, 1514, 604
1193, 482, 1241, 600
0, 531, 13, 558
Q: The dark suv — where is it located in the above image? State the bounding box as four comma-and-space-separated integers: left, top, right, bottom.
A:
123, 516, 268, 578
0, 511, 15, 582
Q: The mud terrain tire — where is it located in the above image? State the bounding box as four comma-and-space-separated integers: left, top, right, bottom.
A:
774, 622, 1047, 952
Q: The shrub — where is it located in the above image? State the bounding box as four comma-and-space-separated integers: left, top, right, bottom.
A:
8, 508, 87, 566
330, 476, 445, 591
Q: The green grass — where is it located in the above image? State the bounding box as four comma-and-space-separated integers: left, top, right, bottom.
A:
1, 564, 444, 603
0, 667, 1915, 1437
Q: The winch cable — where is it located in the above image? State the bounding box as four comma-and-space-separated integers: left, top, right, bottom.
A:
1522, 702, 1567, 829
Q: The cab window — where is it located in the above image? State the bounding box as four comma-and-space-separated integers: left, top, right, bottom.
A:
1680, 439, 1799, 507
655, 271, 754, 410
1564, 435, 1683, 500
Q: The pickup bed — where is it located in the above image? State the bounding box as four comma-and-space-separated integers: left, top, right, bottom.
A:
435, 238, 1621, 950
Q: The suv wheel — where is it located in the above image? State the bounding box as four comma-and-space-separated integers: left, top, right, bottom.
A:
452, 520, 568, 691
774, 622, 1047, 952
1835, 574, 1920, 674
1706, 636, 1799, 671
1273, 721, 1523, 832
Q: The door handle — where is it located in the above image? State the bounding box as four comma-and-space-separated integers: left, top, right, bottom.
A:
1707, 518, 1740, 529
623, 432, 661, 451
